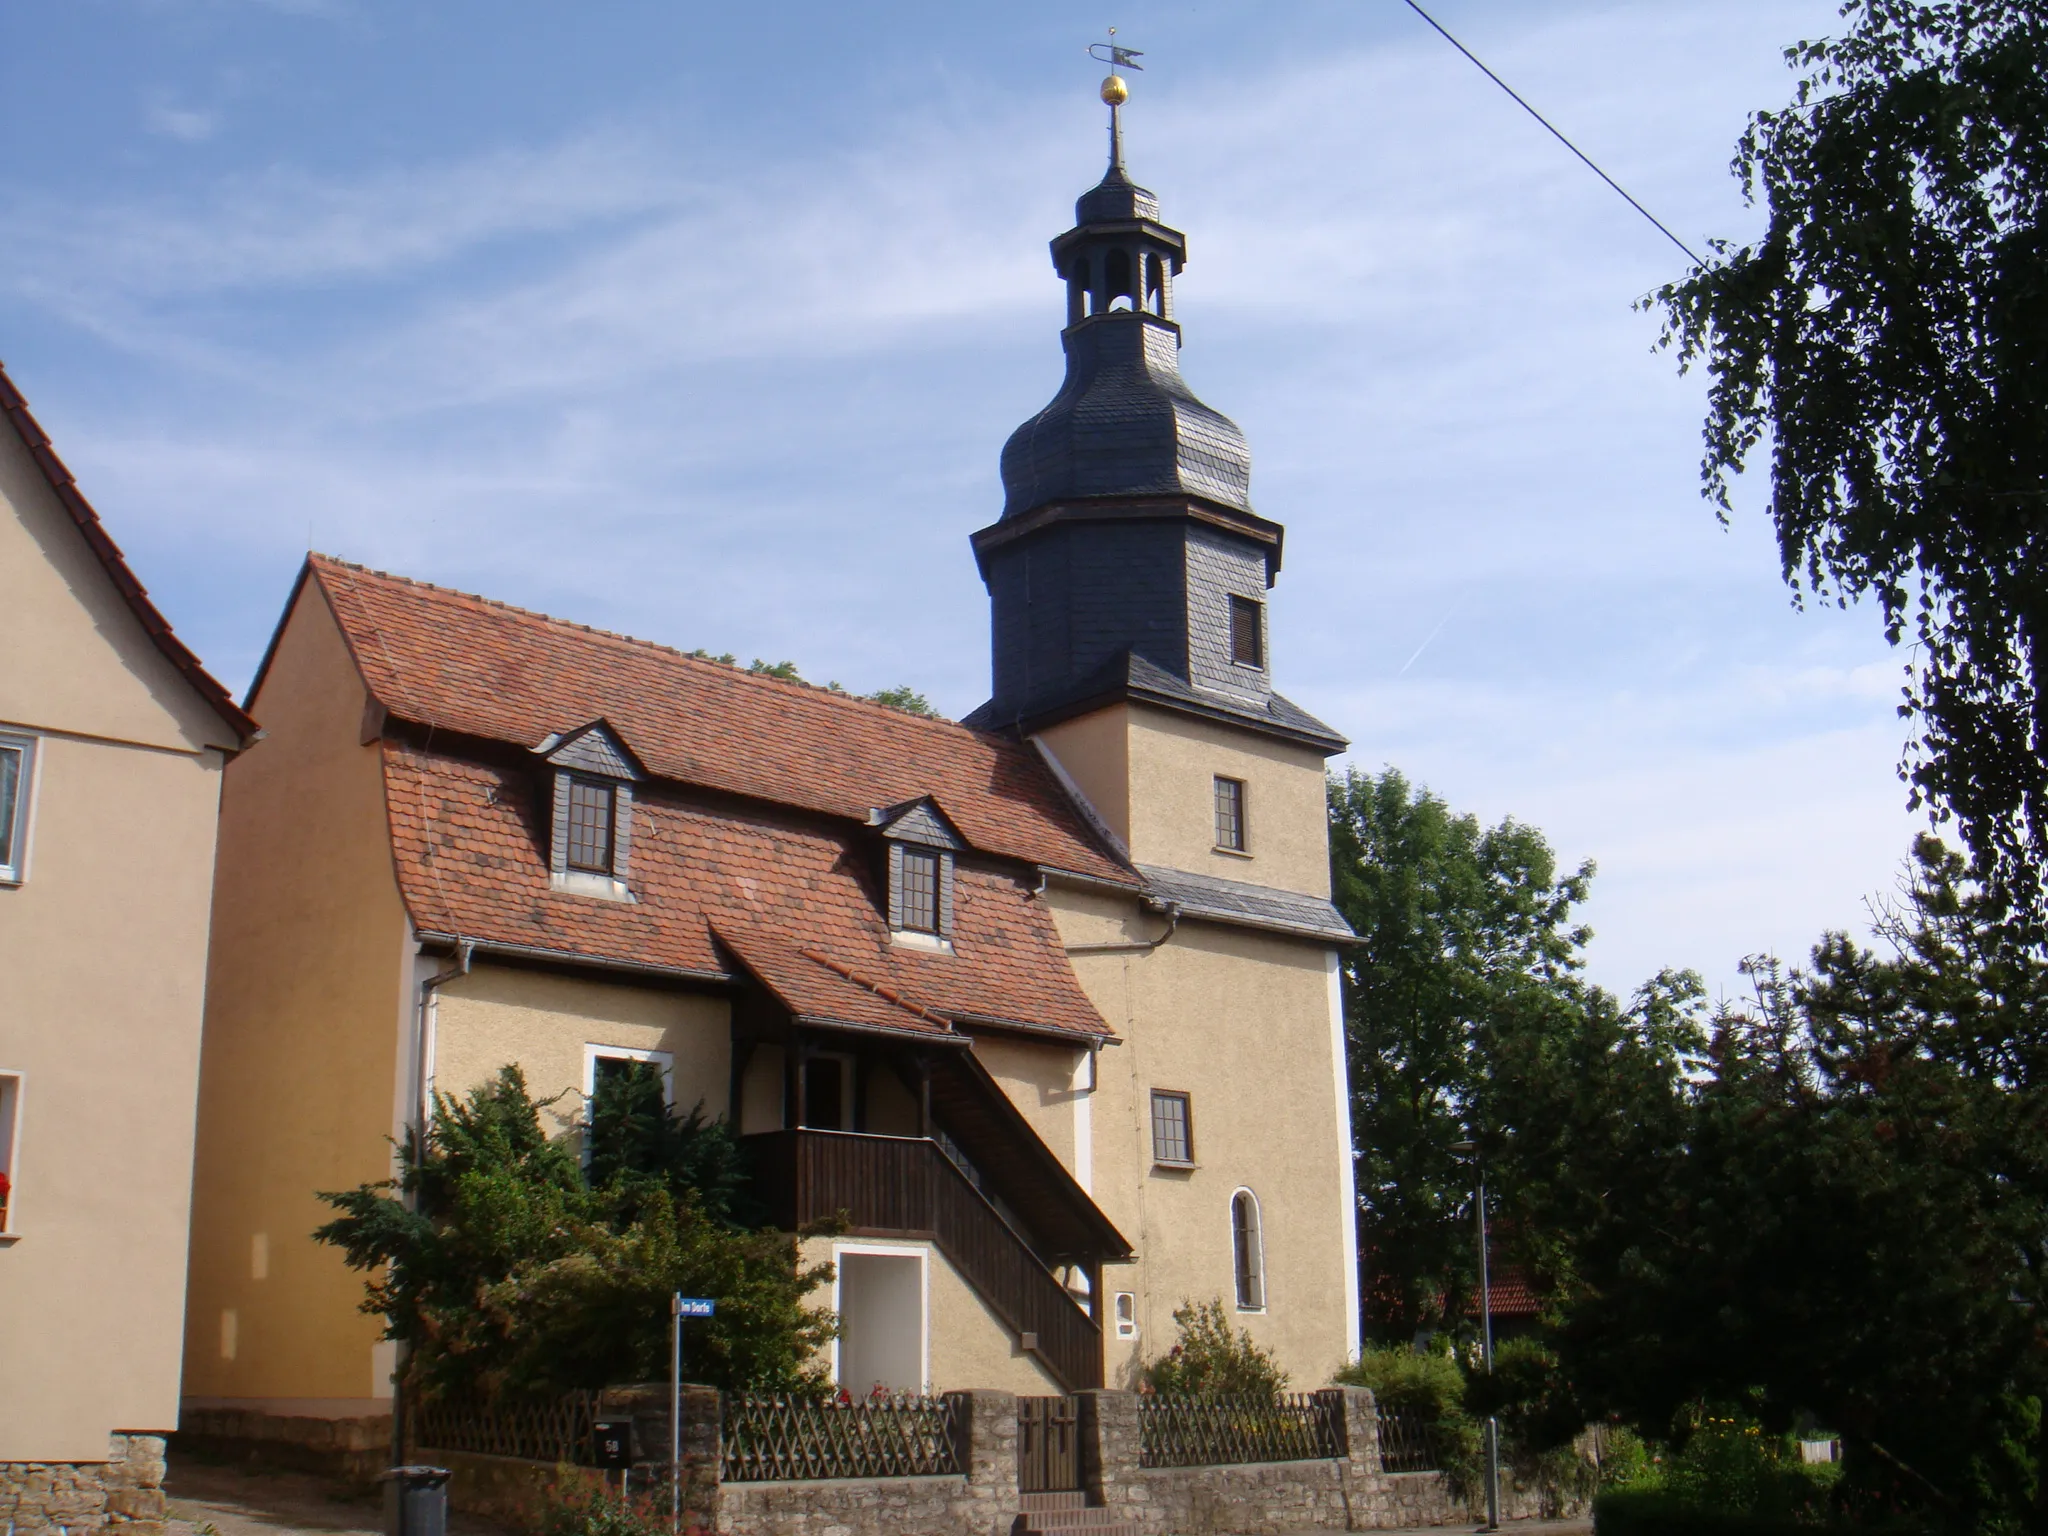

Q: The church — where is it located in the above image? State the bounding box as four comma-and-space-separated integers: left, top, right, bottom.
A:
181, 93, 1361, 1428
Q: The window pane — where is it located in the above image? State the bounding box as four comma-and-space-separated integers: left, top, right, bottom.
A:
1229, 595, 1263, 668
900, 847, 940, 933
0, 747, 17, 870
1233, 1192, 1264, 1309
566, 779, 613, 871
1214, 777, 1245, 851
1150, 1090, 1191, 1163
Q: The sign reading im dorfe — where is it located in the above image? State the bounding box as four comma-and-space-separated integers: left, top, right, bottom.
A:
676, 1297, 716, 1317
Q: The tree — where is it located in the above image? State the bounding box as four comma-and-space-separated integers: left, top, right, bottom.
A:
1554, 840, 2048, 1528
1654, 0, 2048, 920
314, 1065, 836, 1401
1330, 767, 1601, 1337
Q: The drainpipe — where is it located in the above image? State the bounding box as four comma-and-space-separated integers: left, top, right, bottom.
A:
1062, 899, 1180, 956
391, 938, 473, 1469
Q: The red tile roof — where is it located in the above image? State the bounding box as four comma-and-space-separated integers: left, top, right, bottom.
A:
1467, 1266, 1541, 1319
309, 556, 1130, 885
384, 740, 1113, 1041
0, 360, 254, 744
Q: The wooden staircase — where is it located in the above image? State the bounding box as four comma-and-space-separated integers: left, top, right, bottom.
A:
1012, 1491, 1138, 1536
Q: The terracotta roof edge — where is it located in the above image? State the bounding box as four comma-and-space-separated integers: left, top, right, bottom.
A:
0, 359, 256, 746
308, 553, 995, 739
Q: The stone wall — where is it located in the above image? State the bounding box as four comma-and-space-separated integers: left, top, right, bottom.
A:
225, 1382, 1587, 1536
171, 1406, 389, 1484
0, 1434, 168, 1536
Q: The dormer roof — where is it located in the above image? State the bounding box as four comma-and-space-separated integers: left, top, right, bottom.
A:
871, 796, 966, 851
536, 719, 647, 782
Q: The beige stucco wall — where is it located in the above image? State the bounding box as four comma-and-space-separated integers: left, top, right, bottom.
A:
0, 421, 237, 1461
183, 582, 416, 1413
1054, 903, 1354, 1391
971, 1036, 1084, 1172
804, 1237, 1063, 1395
1037, 703, 1330, 896
430, 964, 731, 1140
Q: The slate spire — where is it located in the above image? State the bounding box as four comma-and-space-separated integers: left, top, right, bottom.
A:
966, 78, 1345, 757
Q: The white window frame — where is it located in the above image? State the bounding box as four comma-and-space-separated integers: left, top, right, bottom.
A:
830, 1240, 932, 1396
0, 1071, 22, 1240
1230, 1187, 1267, 1313
1113, 1290, 1139, 1340
0, 732, 39, 887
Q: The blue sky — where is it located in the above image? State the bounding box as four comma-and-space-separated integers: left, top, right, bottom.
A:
0, 0, 1924, 998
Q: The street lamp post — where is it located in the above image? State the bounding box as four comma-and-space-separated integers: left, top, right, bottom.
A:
1451, 1140, 1500, 1532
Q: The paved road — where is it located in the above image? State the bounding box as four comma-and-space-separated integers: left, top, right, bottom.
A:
165, 1461, 510, 1536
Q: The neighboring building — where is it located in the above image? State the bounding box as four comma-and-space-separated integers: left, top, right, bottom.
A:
0, 362, 254, 1510
181, 126, 1358, 1429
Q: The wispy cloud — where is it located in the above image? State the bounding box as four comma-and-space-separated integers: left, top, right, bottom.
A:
145, 101, 220, 142
2, 0, 1889, 998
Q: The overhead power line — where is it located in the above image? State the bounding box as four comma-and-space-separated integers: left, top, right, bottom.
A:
1399, 0, 1707, 267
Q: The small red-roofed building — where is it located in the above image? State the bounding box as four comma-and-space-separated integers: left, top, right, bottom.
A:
181, 126, 1362, 1436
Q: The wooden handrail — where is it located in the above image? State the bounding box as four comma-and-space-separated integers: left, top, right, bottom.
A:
743, 1129, 1103, 1391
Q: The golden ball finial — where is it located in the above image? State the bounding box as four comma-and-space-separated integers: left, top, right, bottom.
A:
1100, 73, 1129, 106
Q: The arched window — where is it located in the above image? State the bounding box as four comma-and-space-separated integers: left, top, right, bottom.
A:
1231, 1189, 1265, 1311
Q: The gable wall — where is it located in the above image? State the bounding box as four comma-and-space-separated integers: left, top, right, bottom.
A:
0, 410, 234, 1459
182, 580, 416, 1412
0, 420, 233, 754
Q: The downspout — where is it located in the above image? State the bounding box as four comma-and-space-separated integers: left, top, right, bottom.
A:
1063, 899, 1180, 955
391, 937, 473, 1469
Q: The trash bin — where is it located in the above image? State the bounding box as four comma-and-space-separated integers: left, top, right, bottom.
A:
381, 1464, 451, 1536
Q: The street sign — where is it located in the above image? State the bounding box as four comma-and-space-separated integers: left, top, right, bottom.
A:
675, 1296, 716, 1317
591, 1420, 634, 1470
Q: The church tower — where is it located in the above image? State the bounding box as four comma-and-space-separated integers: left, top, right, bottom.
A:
966, 64, 1362, 1378
966, 77, 1344, 761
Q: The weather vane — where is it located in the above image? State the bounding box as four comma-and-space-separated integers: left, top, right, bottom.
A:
1087, 28, 1143, 167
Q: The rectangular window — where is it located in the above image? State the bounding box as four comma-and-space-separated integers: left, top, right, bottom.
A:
1150, 1089, 1193, 1166
1114, 1291, 1139, 1339
565, 778, 615, 872
1214, 777, 1246, 852
0, 1072, 20, 1235
1228, 594, 1263, 668
900, 846, 940, 933
0, 734, 35, 884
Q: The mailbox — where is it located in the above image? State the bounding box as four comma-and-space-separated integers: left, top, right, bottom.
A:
591, 1419, 634, 1470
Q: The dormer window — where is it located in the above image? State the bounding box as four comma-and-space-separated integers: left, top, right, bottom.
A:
899, 847, 941, 934
873, 796, 965, 948
565, 778, 616, 873
535, 720, 645, 901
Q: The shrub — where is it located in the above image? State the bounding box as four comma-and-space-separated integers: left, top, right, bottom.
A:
523, 1470, 675, 1536
1145, 1298, 1288, 1398
314, 1065, 836, 1400
1334, 1343, 1465, 1419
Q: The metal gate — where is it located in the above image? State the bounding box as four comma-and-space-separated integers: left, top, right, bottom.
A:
1018, 1395, 1080, 1492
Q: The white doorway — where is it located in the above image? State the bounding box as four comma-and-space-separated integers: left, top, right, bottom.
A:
836, 1247, 927, 1396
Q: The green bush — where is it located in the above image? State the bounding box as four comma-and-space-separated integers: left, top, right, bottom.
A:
523, 1470, 674, 1536
1334, 1343, 1465, 1419
1145, 1298, 1288, 1397
1595, 1426, 1658, 1491
314, 1065, 837, 1400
